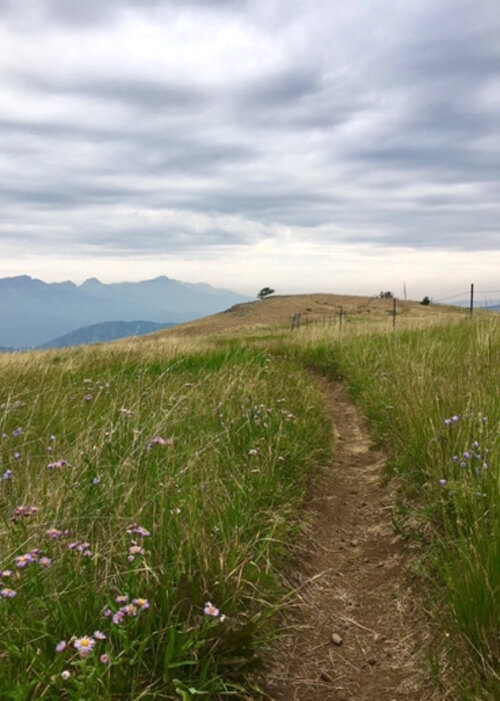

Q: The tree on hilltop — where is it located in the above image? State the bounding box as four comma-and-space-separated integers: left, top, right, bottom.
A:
257, 287, 275, 300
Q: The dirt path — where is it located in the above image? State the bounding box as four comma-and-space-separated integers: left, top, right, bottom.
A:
263, 379, 436, 701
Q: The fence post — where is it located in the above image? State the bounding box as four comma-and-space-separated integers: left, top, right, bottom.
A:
470, 283, 474, 318
393, 297, 397, 329
339, 306, 343, 330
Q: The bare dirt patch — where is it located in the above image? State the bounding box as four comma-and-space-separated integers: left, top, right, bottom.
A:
262, 379, 438, 701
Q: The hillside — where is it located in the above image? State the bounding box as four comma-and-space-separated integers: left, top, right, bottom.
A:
39, 320, 176, 349
139, 292, 468, 341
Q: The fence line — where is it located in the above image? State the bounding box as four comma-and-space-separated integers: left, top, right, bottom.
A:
289, 283, 499, 332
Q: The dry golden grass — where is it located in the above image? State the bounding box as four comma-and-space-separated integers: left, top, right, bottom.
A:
133, 293, 470, 343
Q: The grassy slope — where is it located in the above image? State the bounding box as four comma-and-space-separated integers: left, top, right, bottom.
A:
0, 343, 330, 699
0, 296, 497, 698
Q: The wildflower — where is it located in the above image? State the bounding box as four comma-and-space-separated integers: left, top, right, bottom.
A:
15, 553, 34, 568
2, 469, 13, 480
46, 528, 63, 540
147, 436, 173, 452
13, 452, 21, 459
126, 524, 151, 537
12, 427, 23, 437
47, 459, 68, 469
103, 608, 113, 618
12, 504, 39, 519
55, 640, 67, 652
73, 636, 95, 658
61, 670, 71, 680
248, 449, 258, 456
121, 603, 138, 617
50, 435, 56, 442
30, 549, 42, 559
0, 570, 12, 578
451, 415, 460, 423
204, 601, 220, 617
39, 556, 52, 567
132, 598, 150, 610
439, 479, 448, 487
112, 611, 125, 625
463, 451, 472, 460
128, 545, 145, 556
84, 394, 93, 402
93, 630, 106, 640
115, 594, 129, 604
92, 477, 101, 486
100, 653, 111, 665
0, 588, 17, 598
47, 446, 54, 453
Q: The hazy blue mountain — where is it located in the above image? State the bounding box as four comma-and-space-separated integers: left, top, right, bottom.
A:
0, 275, 250, 348
452, 298, 500, 311
39, 320, 176, 349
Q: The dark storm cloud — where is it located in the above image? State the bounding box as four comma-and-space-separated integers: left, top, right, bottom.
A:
0, 0, 499, 260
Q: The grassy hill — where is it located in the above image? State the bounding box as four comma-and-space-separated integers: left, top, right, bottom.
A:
0, 295, 497, 699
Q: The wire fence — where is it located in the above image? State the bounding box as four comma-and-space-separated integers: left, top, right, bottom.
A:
290, 285, 500, 331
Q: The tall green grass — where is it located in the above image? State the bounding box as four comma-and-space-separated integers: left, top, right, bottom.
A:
285, 316, 499, 698
0, 344, 330, 699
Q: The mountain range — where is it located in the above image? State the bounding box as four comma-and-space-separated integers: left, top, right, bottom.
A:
0, 275, 250, 348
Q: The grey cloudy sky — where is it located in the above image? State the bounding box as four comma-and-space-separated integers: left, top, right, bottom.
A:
0, 0, 499, 299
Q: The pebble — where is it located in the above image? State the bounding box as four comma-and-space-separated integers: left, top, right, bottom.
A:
331, 632, 343, 646
320, 671, 333, 683
350, 539, 358, 547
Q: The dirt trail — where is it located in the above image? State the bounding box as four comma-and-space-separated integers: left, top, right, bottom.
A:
263, 379, 436, 701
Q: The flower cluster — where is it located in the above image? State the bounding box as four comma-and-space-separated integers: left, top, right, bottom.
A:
444, 414, 461, 427
104, 595, 150, 625
56, 632, 108, 660
14, 549, 52, 568
68, 541, 93, 558
11, 504, 40, 521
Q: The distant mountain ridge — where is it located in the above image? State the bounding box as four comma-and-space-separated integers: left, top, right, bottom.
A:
39, 320, 176, 349
0, 275, 250, 348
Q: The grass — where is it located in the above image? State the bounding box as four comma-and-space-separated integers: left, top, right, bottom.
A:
0, 297, 498, 699
0, 342, 330, 699
282, 315, 499, 698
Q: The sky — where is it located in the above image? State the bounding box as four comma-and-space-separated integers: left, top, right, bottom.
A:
0, 0, 499, 302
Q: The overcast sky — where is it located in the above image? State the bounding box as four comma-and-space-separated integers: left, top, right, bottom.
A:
0, 0, 499, 300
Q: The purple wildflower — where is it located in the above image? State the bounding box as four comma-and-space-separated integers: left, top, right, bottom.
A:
84, 394, 93, 402
0, 588, 17, 598
15, 553, 34, 568
39, 556, 52, 567
73, 636, 95, 658
46, 528, 63, 540
439, 479, 448, 487
13, 452, 21, 459
147, 436, 174, 452
3, 469, 13, 480
204, 601, 220, 617
47, 459, 68, 469
112, 611, 125, 625
115, 594, 129, 604
12, 427, 23, 437
0, 570, 12, 578
92, 477, 101, 485
100, 653, 111, 665
56, 640, 67, 653
132, 598, 150, 610
94, 630, 106, 640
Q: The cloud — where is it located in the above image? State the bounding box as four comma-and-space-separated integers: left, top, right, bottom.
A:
0, 0, 499, 284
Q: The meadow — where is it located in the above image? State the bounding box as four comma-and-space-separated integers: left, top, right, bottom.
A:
0, 296, 498, 699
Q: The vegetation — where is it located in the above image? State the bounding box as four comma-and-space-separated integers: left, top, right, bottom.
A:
0, 296, 498, 698
257, 288, 274, 300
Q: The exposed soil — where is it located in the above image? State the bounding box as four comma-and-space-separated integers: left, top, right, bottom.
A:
262, 379, 438, 701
